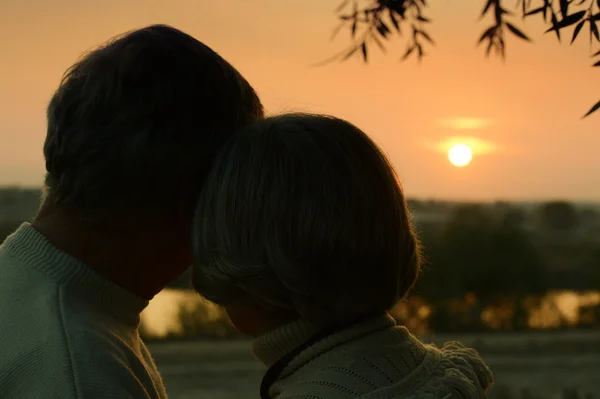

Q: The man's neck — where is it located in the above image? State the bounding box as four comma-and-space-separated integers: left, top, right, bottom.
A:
31, 209, 189, 300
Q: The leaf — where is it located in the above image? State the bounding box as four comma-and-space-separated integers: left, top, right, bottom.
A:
545, 10, 586, 33
549, 11, 562, 42
401, 46, 415, 60
481, 0, 494, 18
330, 22, 345, 41
559, 0, 569, 18
478, 26, 497, 44
340, 46, 359, 61
363, 7, 377, 16
351, 20, 357, 37
591, 20, 600, 42
335, 0, 350, 13
361, 42, 368, 62
417, 44, 424, 60
389, 10, 400, 31
571, 20, 585, 44
418, 30, 435, 45
506, 22, 531, 41
486, 40, 494, 57
594, 49, 600, 56
582, 100, 600, 118
376, 22, 391, 38
593, 60, 600, 66
371, 33, 387, 54
524, 6, 545, 16
418, 15, 431, 23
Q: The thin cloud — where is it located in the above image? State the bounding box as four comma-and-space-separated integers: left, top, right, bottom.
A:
437, 117, 492, 130
423, 136, 500, 155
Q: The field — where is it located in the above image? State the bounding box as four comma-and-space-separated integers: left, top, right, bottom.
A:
149, 330, 600, 399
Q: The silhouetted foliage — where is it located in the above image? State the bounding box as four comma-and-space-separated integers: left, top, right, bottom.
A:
416, 203, 546, 302
162, 199, 597, 334
327, 0, 600, 117
414, 203, 549, 332
2, 189, 597, 334
578, 302, 600, 327
174, 302, 238, 339
579, 207, 599, 228
539, 201, 580, 232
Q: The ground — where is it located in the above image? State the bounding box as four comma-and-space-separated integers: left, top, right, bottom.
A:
149, 330, 600, 399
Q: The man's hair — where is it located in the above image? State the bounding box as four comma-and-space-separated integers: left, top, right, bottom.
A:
192, 114, 422, 326
43, 24, 263, 222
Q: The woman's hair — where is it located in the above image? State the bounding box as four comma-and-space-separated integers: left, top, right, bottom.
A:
192, 114, 421, 326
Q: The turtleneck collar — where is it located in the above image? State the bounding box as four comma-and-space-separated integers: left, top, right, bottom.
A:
2, 223, 148, 327
251, 313, 401, 369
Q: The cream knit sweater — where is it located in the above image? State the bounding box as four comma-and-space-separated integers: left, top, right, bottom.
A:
252, 314, 494, 399
0, 224, 167, 398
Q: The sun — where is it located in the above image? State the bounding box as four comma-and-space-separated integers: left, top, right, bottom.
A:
448, 144, 473, 167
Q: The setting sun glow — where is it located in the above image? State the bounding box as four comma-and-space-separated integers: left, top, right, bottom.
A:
448, 144, 473, 167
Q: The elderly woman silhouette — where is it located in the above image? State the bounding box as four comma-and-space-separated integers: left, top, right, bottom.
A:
191, 114, 494, 399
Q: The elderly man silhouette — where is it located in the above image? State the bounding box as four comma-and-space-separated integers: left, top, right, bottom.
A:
0, 25, 263, 398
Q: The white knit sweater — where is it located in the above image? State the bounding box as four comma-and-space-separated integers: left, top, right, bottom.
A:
0, 224, 166, 398
252, 315, 494, 399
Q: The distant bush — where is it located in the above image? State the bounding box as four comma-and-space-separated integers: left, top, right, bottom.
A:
172, 302, 239, 340
578, 303, 600, 328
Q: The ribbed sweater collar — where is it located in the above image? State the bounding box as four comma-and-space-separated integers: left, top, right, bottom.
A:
2, 223, 148, 327
252, 314, 405, 369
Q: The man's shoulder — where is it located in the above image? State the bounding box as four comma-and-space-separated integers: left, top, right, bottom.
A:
0, 269, 164, 399
61, 303, 167, 399
63, 310, 145, 372
0, 249, 67, 359
0, 257, 77, 398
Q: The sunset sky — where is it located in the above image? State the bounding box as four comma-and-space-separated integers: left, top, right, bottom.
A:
1, 0, 599, 201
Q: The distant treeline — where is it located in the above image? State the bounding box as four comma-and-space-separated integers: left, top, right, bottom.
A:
408, 201, 600, 332
162, 201, 600, 336
2, 191, 599, 334
167, 200, 600, 292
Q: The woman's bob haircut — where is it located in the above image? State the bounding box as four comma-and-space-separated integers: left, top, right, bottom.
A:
192, 113, 421, 326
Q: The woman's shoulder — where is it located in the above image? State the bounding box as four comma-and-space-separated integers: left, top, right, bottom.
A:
271, 327, 426, 399
272, 325, 493, 399
356, 340, 494, 399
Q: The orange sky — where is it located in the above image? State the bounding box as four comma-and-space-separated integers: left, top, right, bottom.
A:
1, 0, 599, 201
